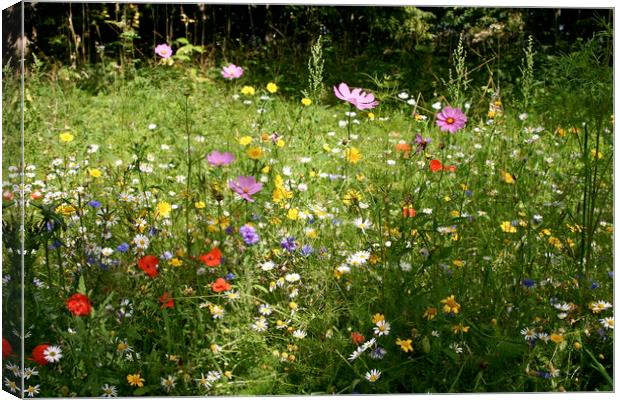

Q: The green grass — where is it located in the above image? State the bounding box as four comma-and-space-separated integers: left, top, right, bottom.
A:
1, 60, 614, 396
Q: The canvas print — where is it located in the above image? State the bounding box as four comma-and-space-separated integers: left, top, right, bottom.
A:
1, 2, 614, 397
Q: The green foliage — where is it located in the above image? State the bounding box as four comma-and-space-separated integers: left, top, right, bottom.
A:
304, 35, 325, 102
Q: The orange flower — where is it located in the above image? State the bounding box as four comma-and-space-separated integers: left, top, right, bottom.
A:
199, 247, 222, 267
395, 143, 412, 153
211, 277, 231, 293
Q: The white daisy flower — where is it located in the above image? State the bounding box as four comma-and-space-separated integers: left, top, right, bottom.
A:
41, 344, 62, 363
101, 384, 118, 397
365, 369, 381, 382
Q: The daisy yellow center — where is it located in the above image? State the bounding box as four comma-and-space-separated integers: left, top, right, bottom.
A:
446, 117, 455, 124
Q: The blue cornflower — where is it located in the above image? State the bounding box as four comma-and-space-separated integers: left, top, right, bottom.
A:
88, 200, 101, 208
300, 245, 314, 257
116, 243, 130, 253
521, 278, 536, 288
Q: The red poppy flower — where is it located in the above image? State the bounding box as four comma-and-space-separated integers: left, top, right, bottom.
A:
429, 159, 456, 173
138, 255, 159, 277
429, 159, 443, 172
211, 277, 231, 293
66, 293, 92, 316
31, 344, 50, 365
159, 291, 174, 309
199, 247, 222, 267
2, 337, 12, 359
351, 332, 365, 345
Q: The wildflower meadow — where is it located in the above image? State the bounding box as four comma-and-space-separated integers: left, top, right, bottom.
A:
1, 3, 615, 397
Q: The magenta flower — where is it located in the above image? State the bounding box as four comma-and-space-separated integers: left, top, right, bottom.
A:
207, 151, 235, 167
155, 44, 173, 59
221, 64, 244, 80
436, 107, 467, 133
333, 82, 379, 110
229, 176, 263, 202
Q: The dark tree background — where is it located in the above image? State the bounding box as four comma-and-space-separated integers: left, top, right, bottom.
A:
2, 3, 613, 99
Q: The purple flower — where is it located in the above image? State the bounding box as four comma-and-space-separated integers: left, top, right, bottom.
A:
239, 224, 260, 245
280, 236, 297, 252
414, 134, 432, 153
436, 107, 467, 133
521, 278, 536, 288
116, 243, 130, 253
88, 200, 101, 208
300, 245, 314, 257
333, 82, 378, 110
229, 176, 263, 202
221, 64, 244, 79
207, 151, 235, 167
155, 43, 173, 59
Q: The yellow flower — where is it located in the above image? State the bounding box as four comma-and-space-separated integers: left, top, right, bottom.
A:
550, 333, 564, 344
287, 208, 299, 220
342, 190, 363, 206
288, 301, 298, 311
266, 82, 279, 93
247, 147, 264, 160
276, 139, 285, 148
344, 147, 362, 164
224, 371, 233, 379
367, 112, 375, 120
170, 258, 183, 267
59, 132, 74, 142
500, 171, 516, 184
372, 313, 385, 324
548, 236, 562, 249
440, 295, 461, 314
301, 98, 312, 106
88, 168, 102, 178
395, 338, 413, 353
56, 204, 76, 216
194, 201, 206, 209
127, 374, 145, 387
155, 201, 172, 218
452, 259, 465, 268
451, 324, 470, 334
500, 221, 517, 233
273, 186, 293, 204
210, 343, 221, 353
241, 86, 256, 96
239, 136, 253, 146
423, 307, 437, 320
591, 149, 603, 159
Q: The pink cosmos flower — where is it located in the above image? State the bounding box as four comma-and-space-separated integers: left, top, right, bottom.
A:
207, 151, 235, 167
436, 107, 467, 133
333, 82, 379, 110
155, 44, 173, 59
221, 64, 244, 79
229, 176, 263, 202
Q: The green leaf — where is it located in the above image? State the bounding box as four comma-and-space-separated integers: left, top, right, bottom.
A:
78, 275, 87, 295
422, 336, 431, 353
252, 284, 269, 294
133, 386, 150, 396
